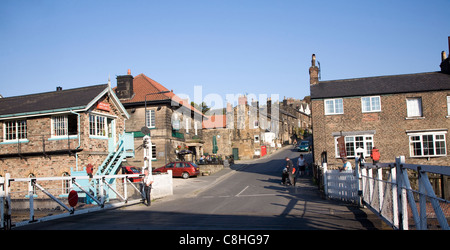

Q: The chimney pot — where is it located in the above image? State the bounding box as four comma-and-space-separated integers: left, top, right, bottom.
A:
127, 69, 131, 75
56, 86, 62, 91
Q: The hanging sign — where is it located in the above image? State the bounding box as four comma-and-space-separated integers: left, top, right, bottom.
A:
337, 136, 347, 158
97, 102, 111, 111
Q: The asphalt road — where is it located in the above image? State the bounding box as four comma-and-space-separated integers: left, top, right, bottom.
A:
16, 146, 383, 230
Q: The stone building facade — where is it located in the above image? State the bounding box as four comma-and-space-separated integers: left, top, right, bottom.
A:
202, 95, 310, 160
310, 50, 450, 169
114, 71, 204, 169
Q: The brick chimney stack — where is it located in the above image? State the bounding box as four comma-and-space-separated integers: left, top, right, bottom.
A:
115, 69, 135, 99
440, 37, 450, 74
309, 54, 319, 85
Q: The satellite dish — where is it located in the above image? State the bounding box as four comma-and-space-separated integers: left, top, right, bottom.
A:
141, 126, 151, 136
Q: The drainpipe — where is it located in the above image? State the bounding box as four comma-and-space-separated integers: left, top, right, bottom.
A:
70, 110, 81, 171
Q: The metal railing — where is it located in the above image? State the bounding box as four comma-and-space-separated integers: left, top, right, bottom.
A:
0, 173, 145, 229
320, 156, 450, 230
356, 156, 449, 230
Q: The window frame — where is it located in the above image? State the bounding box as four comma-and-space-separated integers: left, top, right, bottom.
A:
406, 97, 423, 118
3, 119, 27, 142
361, 96, 381, 113
89, 114, 108, 138
408, 131, 447, 157
324, 98, 344, 115
145, 109, 156, 128
334, 134, 374, 158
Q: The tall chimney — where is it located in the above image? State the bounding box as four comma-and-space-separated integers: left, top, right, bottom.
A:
309, 54, 319, 85
440, 37, 450, 74
115, 70, 134, 99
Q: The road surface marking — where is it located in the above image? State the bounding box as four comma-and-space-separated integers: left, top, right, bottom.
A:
235, 185, 249, 197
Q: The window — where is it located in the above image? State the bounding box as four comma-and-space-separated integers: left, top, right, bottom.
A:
324, 99, 344, 115
361, 96, 381, 112
3, 120, 27, 141
335, 135, 373, 158
145, 110, 155, 128
61, 172, 70, 195
51, 115, 78, 137
447, 96, 450, 116
409, 132, 447, 157
89, 114, 107, 137
254, 120, 259, 128
406, 98, 422, 117
254, 135, 260, 143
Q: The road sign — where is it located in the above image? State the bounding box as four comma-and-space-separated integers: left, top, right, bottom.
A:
68, 190, 78, 207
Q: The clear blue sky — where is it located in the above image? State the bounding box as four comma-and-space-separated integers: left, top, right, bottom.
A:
1, 0, 449, 105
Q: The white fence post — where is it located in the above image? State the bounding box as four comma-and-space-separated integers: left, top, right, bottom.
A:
396, 156, 408, 230
390, 165, 399, 229
322, 162, 328, 197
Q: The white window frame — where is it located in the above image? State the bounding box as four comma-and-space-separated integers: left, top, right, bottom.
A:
89, 114, 108, 137
406, 97, 423, 118
3, 120, 27, 142
254, 135, 260, 143
145, 109, 156, 128
324, 98, 344, 115
447, 96, 450, 116
361, 96, 381, 113
61, 172, 70, 195
408, 131, 447, 157
334, 134, 374, 158
51, 115, 68, 138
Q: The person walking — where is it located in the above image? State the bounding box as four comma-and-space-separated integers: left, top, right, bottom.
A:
283, 157, 296, 186
142, 168, 154, 206
297, 154, 307, 177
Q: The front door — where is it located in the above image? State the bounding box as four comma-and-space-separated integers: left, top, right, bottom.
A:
108, 119, 116, 153
232, 148, 239, 160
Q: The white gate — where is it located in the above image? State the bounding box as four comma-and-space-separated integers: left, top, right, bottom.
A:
0, 171, 173, 229
322, 157, 450, 230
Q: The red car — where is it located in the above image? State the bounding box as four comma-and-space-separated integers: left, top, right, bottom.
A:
121, 166, 142, 183
153, 162, 200, 179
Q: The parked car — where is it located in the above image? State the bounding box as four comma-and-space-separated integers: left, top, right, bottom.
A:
121, 166, 142, 183
153, 162, 200, 179
297, 141, 310, 152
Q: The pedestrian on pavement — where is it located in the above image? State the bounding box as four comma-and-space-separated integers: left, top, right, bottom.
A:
370, 147, 380, 165
142, 168, 154, 206
297, 154, 307, 177
282, 157, 296, 186
339, 157, 352, 172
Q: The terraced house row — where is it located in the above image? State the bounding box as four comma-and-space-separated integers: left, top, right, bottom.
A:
310, 37, 450, 171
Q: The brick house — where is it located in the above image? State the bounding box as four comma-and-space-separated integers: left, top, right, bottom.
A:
113, 71, 204, 169
309, 47, 450, 169
0, 83, 130, 197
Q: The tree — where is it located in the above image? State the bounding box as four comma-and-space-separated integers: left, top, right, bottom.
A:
191, 102, 211, 114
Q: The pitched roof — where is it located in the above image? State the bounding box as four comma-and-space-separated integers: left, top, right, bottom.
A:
311, 72, 450, 99
0, 84, 110, 118
114, 73, 204, 116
